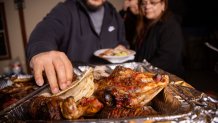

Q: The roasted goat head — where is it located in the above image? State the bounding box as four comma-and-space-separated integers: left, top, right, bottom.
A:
95, 66, 169, 108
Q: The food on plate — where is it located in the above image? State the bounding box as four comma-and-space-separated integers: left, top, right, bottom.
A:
94, 45, 136, 63
99, 45, 133, 57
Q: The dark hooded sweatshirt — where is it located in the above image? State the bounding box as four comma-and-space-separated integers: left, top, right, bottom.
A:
27, 0, 128, 64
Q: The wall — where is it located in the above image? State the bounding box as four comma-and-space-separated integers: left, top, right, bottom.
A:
24, 0, 65, 40
0, 0, 124, 74
0, 0, 26, 74
109, 0, 123, 11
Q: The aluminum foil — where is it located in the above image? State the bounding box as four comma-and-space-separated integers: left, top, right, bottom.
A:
0, 62, 217, 122
0, 74, 33, 89
0, 74, 39, 117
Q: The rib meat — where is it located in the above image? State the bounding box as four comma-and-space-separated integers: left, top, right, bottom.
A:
99, 106, 157, 119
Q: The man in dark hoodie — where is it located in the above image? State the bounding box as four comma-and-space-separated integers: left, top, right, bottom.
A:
27, 0, 128, 94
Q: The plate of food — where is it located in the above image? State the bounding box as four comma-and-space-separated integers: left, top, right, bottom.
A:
94, 45, 136, 63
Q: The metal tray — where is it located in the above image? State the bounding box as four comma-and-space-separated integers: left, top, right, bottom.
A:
0, 62, 217, 122
0, 74, 41, 115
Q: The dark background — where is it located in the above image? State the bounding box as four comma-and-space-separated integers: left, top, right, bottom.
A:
169, 0, 218, 27
169, 0, 218, 97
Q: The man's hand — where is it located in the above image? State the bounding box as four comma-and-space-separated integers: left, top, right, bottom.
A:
30, 51, 73, 94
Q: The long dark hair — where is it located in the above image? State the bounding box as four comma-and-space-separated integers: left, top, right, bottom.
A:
135, 0, 169, 46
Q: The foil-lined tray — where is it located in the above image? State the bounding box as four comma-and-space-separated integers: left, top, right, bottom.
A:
0, 74, 40, 116
0, 74, 34, 89
0, 62, 217, 122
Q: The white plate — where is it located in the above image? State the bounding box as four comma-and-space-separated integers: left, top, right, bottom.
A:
94, 49, 136, 63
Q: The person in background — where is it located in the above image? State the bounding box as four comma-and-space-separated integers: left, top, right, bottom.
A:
119, 0, 139, 49
26, 0, 128, 94
119, 0, 139, 18
135, 0, 185, 78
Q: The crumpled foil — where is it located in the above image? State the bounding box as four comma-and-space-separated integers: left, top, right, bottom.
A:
0, 61, 217, 122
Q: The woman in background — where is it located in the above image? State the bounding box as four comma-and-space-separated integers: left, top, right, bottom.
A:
135, 0, 185, 77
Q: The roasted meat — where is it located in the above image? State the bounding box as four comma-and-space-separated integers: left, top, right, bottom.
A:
95, 66, 169, 108
28, 66, 170, 120
151, 86, 182, 114
99, 106, 157, 119
29, 96, 63, 120
0, 93, 18, 110
60, 96, 103, 119
28, 96, 103, 120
